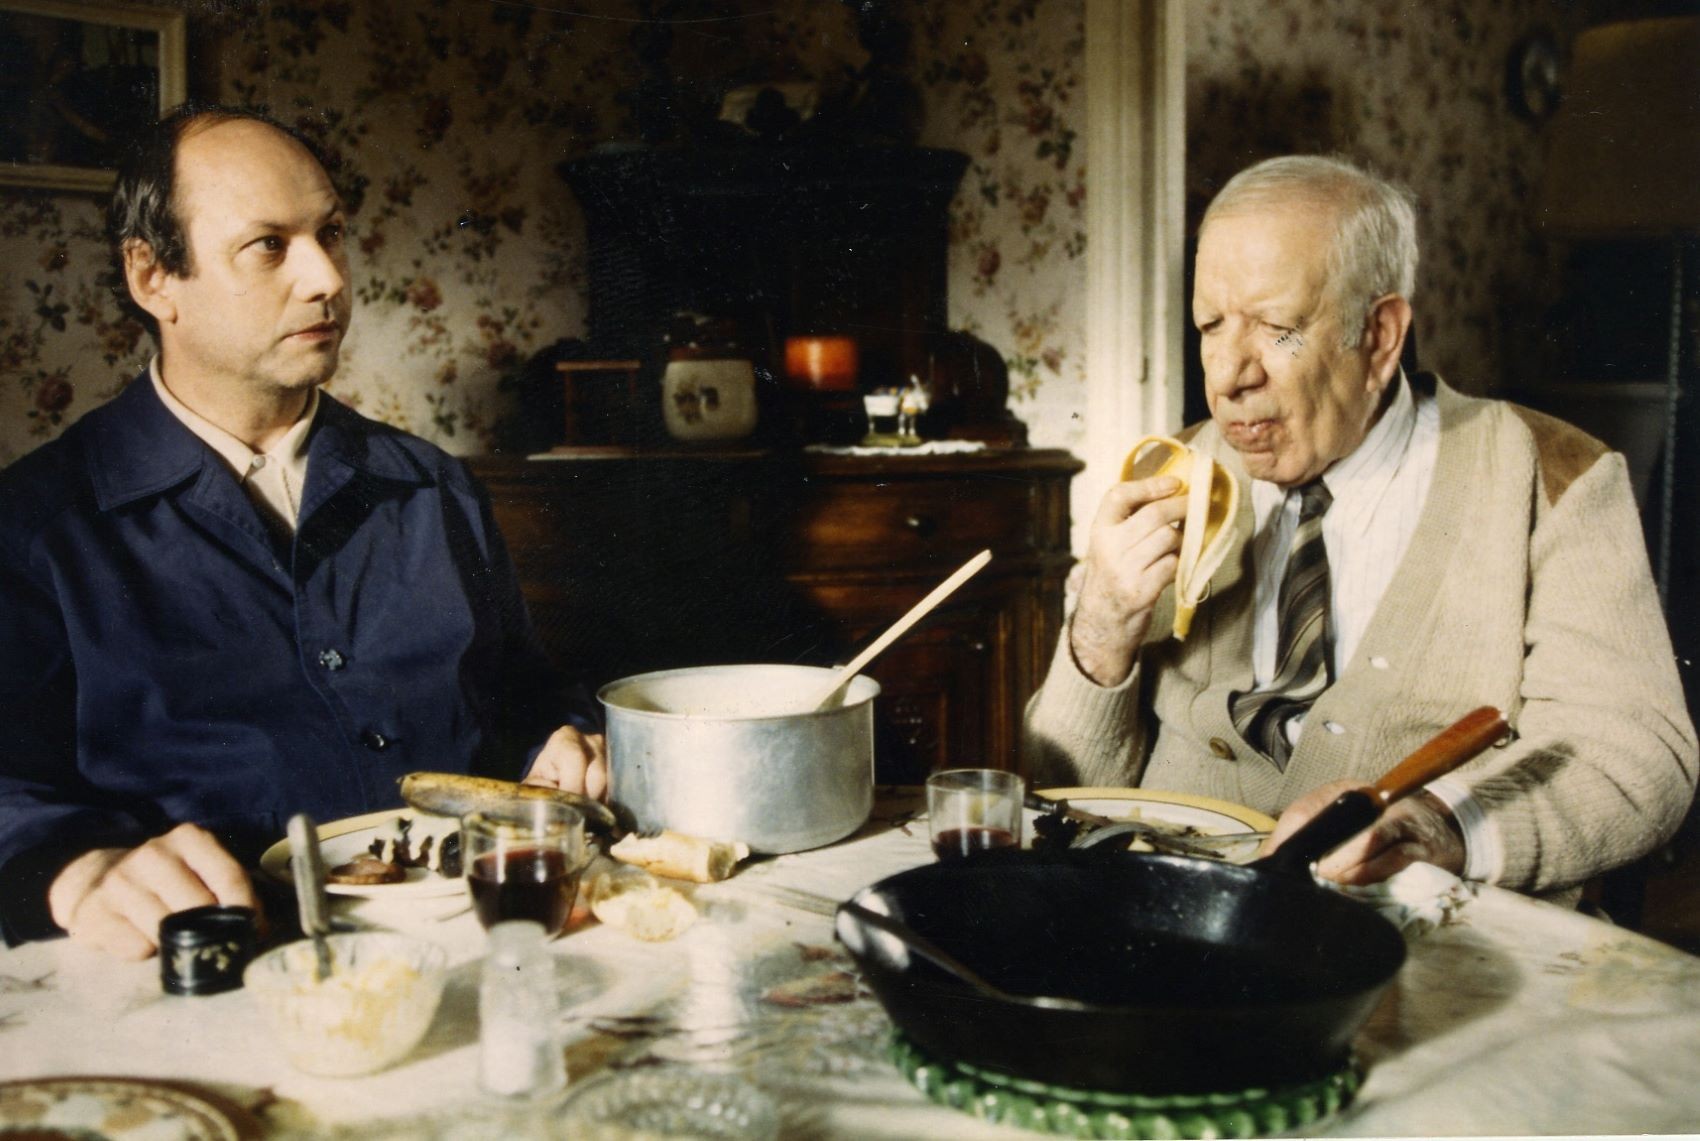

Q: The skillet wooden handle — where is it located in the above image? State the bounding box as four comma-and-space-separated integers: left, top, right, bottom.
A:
1370, 706, 1509, 807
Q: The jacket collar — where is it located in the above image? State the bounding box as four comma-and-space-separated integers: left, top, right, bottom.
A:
86, 372, 210, 512
305, 391, 436, 490
86, 371, 434, 513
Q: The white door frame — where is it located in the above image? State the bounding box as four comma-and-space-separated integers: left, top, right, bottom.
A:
1080, 0, 1186, 552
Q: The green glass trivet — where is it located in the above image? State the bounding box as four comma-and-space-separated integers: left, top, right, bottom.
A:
891, 1032, 1360, 1139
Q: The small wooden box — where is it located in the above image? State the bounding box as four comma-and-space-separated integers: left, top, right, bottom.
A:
557, 359, 643, 447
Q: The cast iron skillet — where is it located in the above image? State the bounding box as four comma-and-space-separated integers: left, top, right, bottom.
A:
836, 707, 1508, 1094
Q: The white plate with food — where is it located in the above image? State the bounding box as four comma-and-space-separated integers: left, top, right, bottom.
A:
1030, 786, 1277, 861
259, 808, 464, 899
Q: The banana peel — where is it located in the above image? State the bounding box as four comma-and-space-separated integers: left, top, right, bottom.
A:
1121, 435, 1240, 639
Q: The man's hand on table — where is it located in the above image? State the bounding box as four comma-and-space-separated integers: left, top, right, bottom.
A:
524, 725, 609, 800
46, 823, 258, 960
1262, 782, 1465, 885
1070, 476, 1190, 686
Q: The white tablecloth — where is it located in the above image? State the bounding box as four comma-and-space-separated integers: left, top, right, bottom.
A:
1, 792, 1697, 1137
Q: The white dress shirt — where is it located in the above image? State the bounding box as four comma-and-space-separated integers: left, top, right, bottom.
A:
1246, 374, 1502, 880
150, 359, 317, 536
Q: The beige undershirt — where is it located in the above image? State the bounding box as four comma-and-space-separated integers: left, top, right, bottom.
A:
149, 358, 317, 536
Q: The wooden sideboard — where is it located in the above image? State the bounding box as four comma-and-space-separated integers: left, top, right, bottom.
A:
469, 448, 1081, 784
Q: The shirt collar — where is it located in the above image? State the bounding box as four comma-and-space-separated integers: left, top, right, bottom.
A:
149, 357, 318, 481
1318, 368, 1416, 506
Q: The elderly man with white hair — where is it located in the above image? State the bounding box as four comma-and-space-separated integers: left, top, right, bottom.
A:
1025, 154, 1696, 903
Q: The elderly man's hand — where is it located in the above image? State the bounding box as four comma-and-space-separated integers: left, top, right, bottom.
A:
1261, 782, 1465, 885
524, 725, 608, 800
1070, 475, 1191, 686
47, 824, 258, 960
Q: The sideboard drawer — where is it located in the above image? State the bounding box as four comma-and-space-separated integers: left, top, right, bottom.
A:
772, 475, 1035, 570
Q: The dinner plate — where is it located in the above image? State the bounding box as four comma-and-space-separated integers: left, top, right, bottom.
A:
0, 1076, 253, 1140
1034, 786, 1277, 833
258, 808, 464, 899
1031, 787, 1277, 861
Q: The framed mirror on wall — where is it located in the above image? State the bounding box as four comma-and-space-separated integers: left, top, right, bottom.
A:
0, 0, 186, 193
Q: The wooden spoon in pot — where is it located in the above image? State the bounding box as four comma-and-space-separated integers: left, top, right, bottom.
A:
805, 549, 993, 711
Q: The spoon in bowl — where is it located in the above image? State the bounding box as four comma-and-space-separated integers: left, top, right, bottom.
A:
286, 814, 335, 980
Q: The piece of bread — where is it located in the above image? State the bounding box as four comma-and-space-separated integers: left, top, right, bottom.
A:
588, 870, 698, 941
1122, 435, 1240, 639
609, 830, 750, 883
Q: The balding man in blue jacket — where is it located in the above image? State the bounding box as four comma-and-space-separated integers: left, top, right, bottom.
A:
0, 104, 605, 958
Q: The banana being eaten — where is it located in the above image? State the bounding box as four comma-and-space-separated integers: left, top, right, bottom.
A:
1121, 435, 1240, 639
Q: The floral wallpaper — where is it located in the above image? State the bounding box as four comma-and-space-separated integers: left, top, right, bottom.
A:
0, 0, 1622, 475
909, 0, 1088, 456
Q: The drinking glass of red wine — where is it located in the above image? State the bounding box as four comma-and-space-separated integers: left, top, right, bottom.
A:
926, 768, 1024, 861
463, 800, 588, 937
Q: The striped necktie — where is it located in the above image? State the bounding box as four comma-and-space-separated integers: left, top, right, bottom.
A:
1230, 479, 1334, 770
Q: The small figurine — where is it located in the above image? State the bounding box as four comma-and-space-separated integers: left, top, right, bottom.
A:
897, 375, 930, 442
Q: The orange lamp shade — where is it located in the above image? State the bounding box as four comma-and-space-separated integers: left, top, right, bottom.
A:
784, 336, 859, 391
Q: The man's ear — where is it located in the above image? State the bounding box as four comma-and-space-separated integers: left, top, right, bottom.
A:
122, 239, 178, 327
1364, 294, 1413, 387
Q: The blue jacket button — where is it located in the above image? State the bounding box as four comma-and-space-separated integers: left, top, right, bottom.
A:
318, 649, 346, 671
360, 729, 389, 751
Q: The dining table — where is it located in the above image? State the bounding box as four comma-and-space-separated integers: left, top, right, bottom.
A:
1, 788, 1698, 1139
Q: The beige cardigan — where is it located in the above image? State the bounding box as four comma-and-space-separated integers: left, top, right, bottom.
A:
1024, 374, 1697, 894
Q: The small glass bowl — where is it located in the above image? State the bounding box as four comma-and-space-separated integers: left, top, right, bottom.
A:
245, 932, 449, 1077
557, 1069, 779, 1140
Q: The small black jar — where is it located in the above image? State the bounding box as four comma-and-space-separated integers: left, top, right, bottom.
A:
159, 905, 258, 996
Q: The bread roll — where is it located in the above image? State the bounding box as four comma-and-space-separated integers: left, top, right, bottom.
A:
609, 830, 750, 883
588, 869, 697, 941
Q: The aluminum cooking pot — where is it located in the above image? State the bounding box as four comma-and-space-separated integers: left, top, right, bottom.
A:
599, 664, 879, 854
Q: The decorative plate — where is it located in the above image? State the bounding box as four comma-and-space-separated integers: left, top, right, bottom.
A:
0, 1077, 252, 1141
258, 808, 463, 899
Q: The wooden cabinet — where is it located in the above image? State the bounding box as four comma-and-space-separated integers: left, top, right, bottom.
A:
470, 449, 1080, 784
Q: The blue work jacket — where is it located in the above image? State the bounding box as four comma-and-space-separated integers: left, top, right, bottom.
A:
0, 375, 584, 943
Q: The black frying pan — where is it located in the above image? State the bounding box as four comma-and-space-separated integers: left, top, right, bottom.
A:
836, 707, 1508, 1094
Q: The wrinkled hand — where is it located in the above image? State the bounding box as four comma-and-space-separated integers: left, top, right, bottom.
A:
524, 724, 608, 800
1260, 782, 1465, 885
47, 824, 258, 961
1069, 475, 1190, 686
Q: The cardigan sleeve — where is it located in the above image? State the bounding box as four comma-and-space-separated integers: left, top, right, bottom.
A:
1467, 451, 1697, 891
1021, 622, 1152, 788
